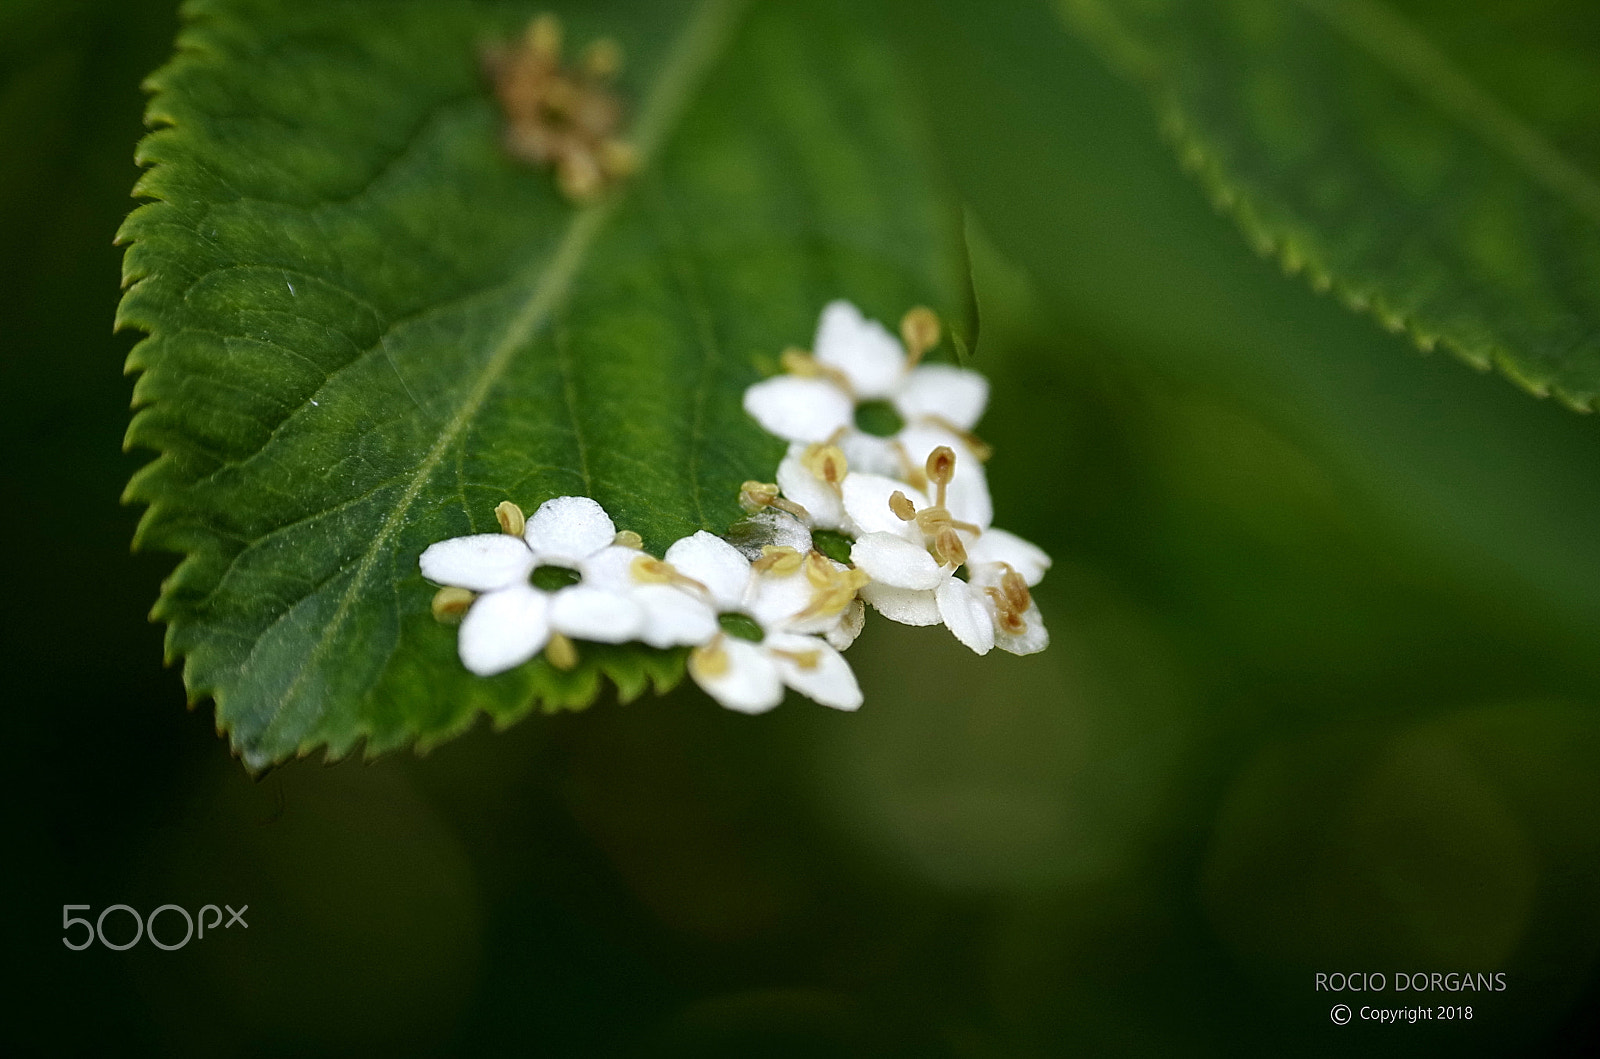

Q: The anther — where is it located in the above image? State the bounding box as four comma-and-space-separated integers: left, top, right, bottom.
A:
780, 348, 854, 394
431, 587, 475, 623
739, 480, 809, 520
753, 545, 804, 576
495, 500, 527, 536
932, 526, 967, 567
900, 306, 940, 368
581, 38, 622, 78
888, 490, 917, 521
800, 443, 848, 489
689, 636, 731, 679
613, 530, 643, 549
925, 445, 956, 508
528, 13, 562, 61
546, 632, 579, 670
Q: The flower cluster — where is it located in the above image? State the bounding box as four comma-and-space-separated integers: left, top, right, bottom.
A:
419, 300, 1051, 714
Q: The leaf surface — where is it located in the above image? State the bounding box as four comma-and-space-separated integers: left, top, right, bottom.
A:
1059, 0, 1600, 407
119, 0, 961, 767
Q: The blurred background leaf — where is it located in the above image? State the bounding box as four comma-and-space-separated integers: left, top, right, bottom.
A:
1057, 0, 1600, 408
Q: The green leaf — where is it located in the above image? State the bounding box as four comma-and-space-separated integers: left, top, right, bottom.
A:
1057, 0, 1600, 408
118, 0, 962, 768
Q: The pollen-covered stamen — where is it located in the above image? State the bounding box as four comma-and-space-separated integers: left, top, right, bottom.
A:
900, 306, 940, 369
739, 480, 810, 520
800, 443, 848, 493
629, 553, 709, 594
495, 500, 526, 537
431, 586, 475, 623
780, 347, 855, 395
546, 632, 579, 671
752, 545, 804, 576
770, 645, 822, 670
689, 634, 731, 679
794, 553, 871, 621
984, 563, 1034, 634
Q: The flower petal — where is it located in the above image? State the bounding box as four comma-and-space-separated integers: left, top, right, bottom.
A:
966, 529, 1052, 586
895, 364, 989, 430
851, 531, 945, 591
837, 431, 901, 479
742, 375, 853, 443
813, 300, 906, 399
523, 496, 617, 565
766, 632, 862, 711
419, 533, 534, 592
457, 585, 550, 676
577, 543, 640, 591
632, 584, 719, 648
665, 530, 752, 611
936, 577, 995, 655
860, 581, 940, 625
776, 446, 847, 531
549, 585, 644, 643
745, 565, 816, 632
994, 600, 1050, 656
691, 638, 784, 714
826, 597, 866, 651
840, 474, 928, 538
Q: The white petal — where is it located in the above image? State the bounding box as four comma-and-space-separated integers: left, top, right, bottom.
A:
937, 577, 995, 656
995, 600, 1050, 656
665, 531, 752, 611
896, 424, 993, 530
766, 633, 863, 711
851, 531, 945, 591
691, 638, 783, 714
549, 585, 644, 643
966, 529, 1052, 586
742, 375, 853, 443
823, 597, 865, 651
813, 300, 906, 399
523, 496, 617, 565
457, 585, 550, 676
860, 581, 940, 625
894, 364, 989, 430
840, 474, 928, 538
745, 565, 811, 630
837, 430, 902, 478
577, 543, 640, 591
776, 447, 846, 530
419, 534, 534, 592
632, 585, 719, 648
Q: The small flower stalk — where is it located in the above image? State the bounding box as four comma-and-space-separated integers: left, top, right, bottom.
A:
418, 299, 1052, 714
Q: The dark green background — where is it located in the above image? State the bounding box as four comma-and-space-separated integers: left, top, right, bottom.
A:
6, 0, 1599, 1053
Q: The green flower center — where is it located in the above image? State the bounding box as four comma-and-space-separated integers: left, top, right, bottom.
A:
529, 565, 582, 591
718, 612, 765, 642
854, 400, 904, 438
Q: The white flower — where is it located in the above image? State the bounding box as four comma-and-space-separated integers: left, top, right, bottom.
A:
743, 300, 993, 529
844, 447, 1051, 656
420, 496, 658, 676
664, 531, 867, 714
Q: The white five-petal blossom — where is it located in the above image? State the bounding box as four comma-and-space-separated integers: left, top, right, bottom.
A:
420, 496, 653, 676
665, 531, 867, 714
845, 447, 1051, 656
743, 300, 993, 529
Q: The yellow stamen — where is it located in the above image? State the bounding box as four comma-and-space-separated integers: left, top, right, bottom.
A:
613, 529, 643, 549
527, 12, 562, 61
900, 306, 940, 368
581, 37, 622, 78
430, 587, 475, 623
925, 445, 956, 508
546, 632, 579, 670
495, 500, 526, 537
889, 490, 917, 521
932, 526, 968, 567
800, 443, 848, 490
753, 545, 804, 576
739, 480, 809, 520
780, 348, 854, 394
689, 636, 731, 679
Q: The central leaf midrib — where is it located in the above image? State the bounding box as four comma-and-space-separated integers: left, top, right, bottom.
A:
255, 0, 748, 749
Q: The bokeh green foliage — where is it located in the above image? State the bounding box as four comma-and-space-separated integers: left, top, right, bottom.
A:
9, 0, 1600, 1054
